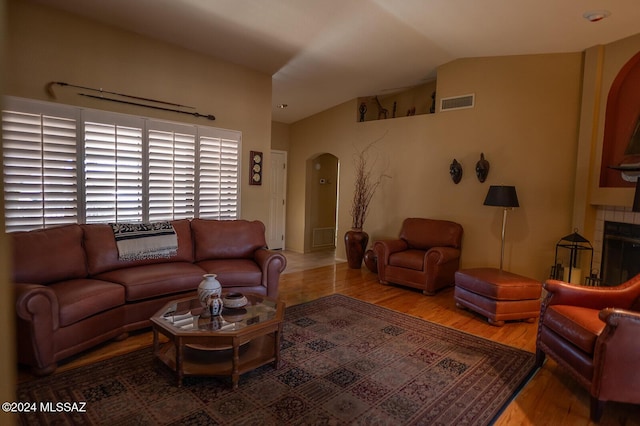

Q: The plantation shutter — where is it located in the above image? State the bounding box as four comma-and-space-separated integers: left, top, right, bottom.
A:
2, 108, 78, 232
198, 129, 240, 219
2, 96, 242, 231
83, 113, 144, 223
148, 123, 196, 221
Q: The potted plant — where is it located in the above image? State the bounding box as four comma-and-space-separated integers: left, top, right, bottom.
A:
345, 137, 389, 268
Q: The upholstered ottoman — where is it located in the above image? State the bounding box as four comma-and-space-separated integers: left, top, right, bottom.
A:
454, 268, 542, 326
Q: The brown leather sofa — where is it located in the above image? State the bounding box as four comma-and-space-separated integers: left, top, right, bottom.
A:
373, 218, 463, 295
11, 219, 286, 375
536, 274, 640, 421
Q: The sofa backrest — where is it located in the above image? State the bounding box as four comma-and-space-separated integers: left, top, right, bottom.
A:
399, 218, 463, 250
11, 224, 88, 284
191, 219, 267, 261
83, 219, 194, 276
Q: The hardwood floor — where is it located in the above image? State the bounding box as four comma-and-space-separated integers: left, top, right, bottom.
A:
18, 250, 640, 425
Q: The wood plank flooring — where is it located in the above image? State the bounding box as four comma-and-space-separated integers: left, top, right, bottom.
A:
17, 250, 640, 425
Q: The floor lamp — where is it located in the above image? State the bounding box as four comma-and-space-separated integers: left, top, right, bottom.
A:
484, 185, 520, 271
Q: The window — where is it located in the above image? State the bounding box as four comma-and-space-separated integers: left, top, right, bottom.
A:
2, 96, 242, 232
199, 129, 240, 220
2, 105, 78, 231
84, 115, 144, 223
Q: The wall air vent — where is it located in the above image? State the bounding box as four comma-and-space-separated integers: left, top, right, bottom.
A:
312, 227, 335, 248
440, 94, 475, 111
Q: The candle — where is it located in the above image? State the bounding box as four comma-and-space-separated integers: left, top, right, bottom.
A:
563, 267, 582, 284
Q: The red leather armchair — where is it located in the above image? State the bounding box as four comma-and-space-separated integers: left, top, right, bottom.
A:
536, 274, 640, 421
373, 218, 463, 295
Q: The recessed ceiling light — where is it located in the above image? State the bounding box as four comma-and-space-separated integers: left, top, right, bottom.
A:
276, 104, 288, 109
583, 10, 611, 22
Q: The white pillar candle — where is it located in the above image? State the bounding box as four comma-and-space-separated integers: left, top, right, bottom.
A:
563, 267, 582, 284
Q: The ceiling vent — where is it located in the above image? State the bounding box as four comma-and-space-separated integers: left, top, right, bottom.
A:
440, 94, 475, 112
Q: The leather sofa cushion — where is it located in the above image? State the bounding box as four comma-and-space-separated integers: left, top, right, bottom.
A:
399, 218, 462, 250
197, 259, 263, 286
389, 250, 425, 271
192, 219, 267, 261
11, 224, 87, 284
83, 219, 194, 276
543, 305, 605, 355
94, 262, 204, 302
50, 279, 125, 327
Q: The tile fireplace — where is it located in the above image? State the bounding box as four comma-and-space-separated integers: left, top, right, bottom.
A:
593, 207, 640, 286
601, 221, 640, 286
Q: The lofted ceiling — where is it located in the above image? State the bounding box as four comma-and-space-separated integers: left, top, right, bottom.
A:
32, 0, 640, 123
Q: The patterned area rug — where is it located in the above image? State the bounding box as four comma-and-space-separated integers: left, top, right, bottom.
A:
17, 294, 537, 425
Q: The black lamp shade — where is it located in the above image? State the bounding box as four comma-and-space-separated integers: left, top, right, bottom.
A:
484, 185, 519, 208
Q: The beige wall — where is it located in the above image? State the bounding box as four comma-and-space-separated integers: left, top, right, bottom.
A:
288, 53, 584, 280
5, 0, 273, 223
271, 121, 291, 152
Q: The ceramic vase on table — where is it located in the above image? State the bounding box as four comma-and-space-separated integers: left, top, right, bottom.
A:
344, 229, 369, 269
198, 274, 222, 316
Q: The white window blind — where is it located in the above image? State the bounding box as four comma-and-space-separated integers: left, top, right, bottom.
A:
148, 124, 196, 221
84, 118, 144, 223
2, 109, 78, 231
2, 96, 242, 232
199, 130, 240, 220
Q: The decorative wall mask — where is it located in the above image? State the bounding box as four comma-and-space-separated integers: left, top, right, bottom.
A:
475, 153, 490, 182
450, 159, 463, 184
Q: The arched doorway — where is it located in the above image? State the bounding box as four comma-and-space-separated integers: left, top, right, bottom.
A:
305, 153, 339, 252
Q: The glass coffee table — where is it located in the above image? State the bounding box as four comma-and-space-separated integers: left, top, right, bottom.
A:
151, 293, 285, 388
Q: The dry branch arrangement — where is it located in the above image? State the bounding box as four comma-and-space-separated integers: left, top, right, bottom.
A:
349, 136, 390, 230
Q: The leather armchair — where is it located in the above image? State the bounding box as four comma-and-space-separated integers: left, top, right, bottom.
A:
536, 274, 640, 421
373, 218, 463, 295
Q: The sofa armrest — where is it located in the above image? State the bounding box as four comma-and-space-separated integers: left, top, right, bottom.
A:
254, 248, 287, 297
599, 307, 640, 325
15, 283, 59, 331
373, 239, 409, 264
543, 278, 640, 310
425, 246, 461, 266
15, 282, 59, 372
594, 308, 640, 400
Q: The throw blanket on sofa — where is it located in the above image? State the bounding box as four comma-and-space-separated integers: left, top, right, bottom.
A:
110, 222, 178, 261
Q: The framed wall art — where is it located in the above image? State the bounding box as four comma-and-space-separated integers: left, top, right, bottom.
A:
249, 151, 263, 185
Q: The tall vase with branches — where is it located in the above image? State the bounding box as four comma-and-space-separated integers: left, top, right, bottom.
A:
345, 136, 389, 268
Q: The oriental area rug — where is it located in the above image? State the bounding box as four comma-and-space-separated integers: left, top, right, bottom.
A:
17, 294, 537, 425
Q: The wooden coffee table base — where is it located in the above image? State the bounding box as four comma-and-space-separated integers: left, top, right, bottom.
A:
153, 328, 282, 388
150, 294, 285, 389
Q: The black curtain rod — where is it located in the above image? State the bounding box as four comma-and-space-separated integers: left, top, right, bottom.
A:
79, 93, 215, 121
47, 81, 194, 109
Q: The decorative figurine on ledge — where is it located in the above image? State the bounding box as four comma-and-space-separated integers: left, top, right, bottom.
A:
359, 102, 367, 122
475, 153, 490, 182
373, 96, 388, 120
450, 159, 463, 184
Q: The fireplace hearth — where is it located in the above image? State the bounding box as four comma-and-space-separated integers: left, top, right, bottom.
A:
601, 221, 640, 286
